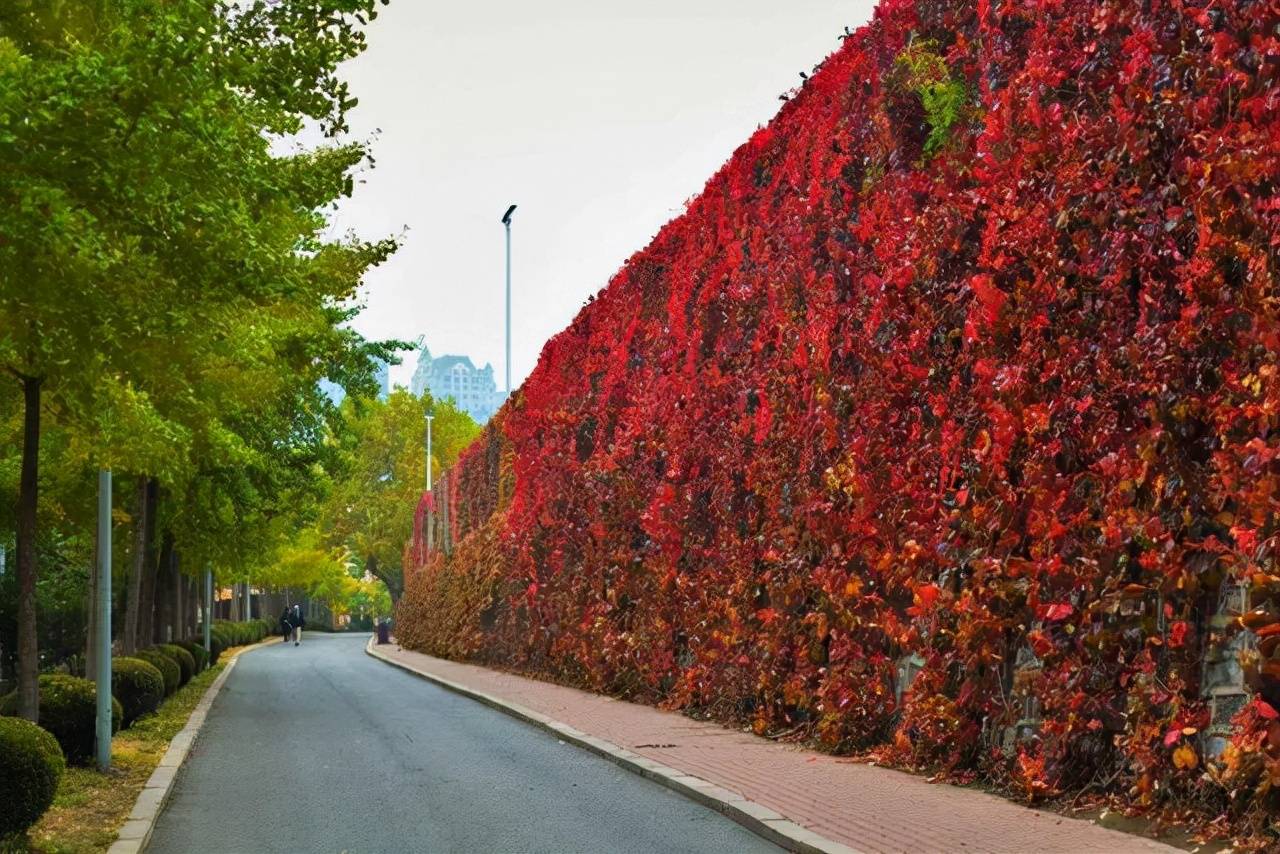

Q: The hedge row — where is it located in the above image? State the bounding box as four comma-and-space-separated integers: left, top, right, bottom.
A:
398, 0, 1280, 846
211, 619, 273, 649
0, 619, 264, 838
0, 632, 224, 767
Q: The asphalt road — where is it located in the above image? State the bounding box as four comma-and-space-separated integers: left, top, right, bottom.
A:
147, 633, 779, 854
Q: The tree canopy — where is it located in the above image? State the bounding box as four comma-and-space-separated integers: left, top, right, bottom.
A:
0, 0, 396, 719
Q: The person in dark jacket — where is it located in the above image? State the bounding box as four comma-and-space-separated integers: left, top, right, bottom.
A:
279, 607, 293, 643
289, 603, 306, 646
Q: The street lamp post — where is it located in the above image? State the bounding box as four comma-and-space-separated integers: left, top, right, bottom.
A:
94, 469, 112, 770
203, 568, 212, 654
501, 204, 517, 394
425, 413, 434, 553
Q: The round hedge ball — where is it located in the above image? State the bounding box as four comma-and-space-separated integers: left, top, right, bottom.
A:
208, 628, 230, 664
0, 674, 122, 765
152, 645, 195, 687
198, 628, 226, 666
111, 658, 165, 726
0, 717, 66, 837
175, 640, 208, 675
134, 649, 180, 696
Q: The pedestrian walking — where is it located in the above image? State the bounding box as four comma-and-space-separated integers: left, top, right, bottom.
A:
290, 603, 306, 646
279, 607, 292, 644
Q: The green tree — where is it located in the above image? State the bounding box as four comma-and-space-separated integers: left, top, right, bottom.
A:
324, 392, 479, 603
0, 0, 391, 719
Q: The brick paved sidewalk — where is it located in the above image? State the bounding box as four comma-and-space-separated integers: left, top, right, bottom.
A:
374, 642, 1179, 854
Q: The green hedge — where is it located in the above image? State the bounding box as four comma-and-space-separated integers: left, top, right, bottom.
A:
0, 717, 65, 837
215, 620, 245, 646
174, 640, 208, 675
210, 627, 231, 660
0, 674, 121, 765
217, 619, 269, 645
111, 658, 165, 727
133, 650, 180, 696
211, 619, 275, 647
152, 645, 195, 687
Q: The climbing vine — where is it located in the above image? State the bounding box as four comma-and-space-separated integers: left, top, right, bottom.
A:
397, 0, 1280, 846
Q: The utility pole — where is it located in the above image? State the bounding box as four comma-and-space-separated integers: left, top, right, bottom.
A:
203, 568, 212, 653
502, 204, 517, 394
425, 413, 434, 553
94, 469, 112, 771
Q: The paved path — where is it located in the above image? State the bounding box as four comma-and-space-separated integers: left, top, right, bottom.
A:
148, 633, 777, 854
376, 643, 1184, 854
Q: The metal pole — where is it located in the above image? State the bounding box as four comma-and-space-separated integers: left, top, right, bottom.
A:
203, 568, 212, 653
505, 218, 511, 394
425, 414, 434, 493
425, 413, 434, 554
95, 469, 112, 770
501, 204, 515, 395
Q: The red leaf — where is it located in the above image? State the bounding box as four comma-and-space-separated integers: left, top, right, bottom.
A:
1042, 603, 1074, 622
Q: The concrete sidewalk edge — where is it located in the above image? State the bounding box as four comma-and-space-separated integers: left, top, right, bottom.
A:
108, 636, 281, 854
365, 638, 864, 854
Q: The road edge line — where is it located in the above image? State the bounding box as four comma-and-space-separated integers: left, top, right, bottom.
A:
365, 637, 863, 854
108, 637, 280, 854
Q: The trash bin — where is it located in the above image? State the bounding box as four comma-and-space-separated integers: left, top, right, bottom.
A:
376, 619, 390, 645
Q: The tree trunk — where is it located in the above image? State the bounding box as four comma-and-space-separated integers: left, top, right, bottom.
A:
137, 481, 158, 645
153, 534, 174, 643
15, 375, 42, 721
366, 555, 403, 605
122, 478, 148, 653
186, 574, 197, 637
172, 552, 182, 642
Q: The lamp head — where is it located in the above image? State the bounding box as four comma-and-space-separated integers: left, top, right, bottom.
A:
501, 204, 517, 225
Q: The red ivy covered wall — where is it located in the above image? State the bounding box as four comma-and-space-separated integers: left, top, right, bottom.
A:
398, 0, 1280, 840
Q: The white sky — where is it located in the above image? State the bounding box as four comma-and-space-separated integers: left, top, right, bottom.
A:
334, 0, 877, 391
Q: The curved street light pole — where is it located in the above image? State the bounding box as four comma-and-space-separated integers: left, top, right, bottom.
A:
502, 204, 517, 395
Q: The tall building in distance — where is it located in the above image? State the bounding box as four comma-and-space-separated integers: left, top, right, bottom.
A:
410, 346, 507, 423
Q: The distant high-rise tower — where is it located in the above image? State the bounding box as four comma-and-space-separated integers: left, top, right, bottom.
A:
410, 346, 507, 423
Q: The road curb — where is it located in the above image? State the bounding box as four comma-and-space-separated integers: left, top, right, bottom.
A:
365, 638, 863, 854
108, 637, 280, 854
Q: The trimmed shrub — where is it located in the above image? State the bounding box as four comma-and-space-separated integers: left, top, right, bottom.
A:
153, 644, 195, 687
175, 640, 208, 674
0, 717, 65, 837
0, 674, 121, 765
214, 621, 241, 646
111, 658, 165, 726
196, 625, 227, 665
211, 626, 231, 655
210, 630, 227, 664
134, 649, 180, 696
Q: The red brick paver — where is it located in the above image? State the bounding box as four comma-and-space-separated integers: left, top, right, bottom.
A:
376, 643, 1178, 854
